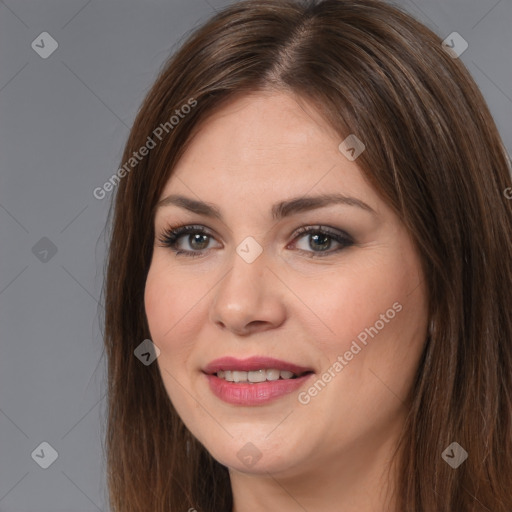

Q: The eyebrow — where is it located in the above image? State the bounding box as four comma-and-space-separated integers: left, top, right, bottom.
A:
157, 193, 376, 220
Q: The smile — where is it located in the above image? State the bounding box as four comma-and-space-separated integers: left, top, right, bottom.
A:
216, 369, 302, 382
203, 356, 314, 405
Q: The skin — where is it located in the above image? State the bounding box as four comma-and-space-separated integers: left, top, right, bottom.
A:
144, 90, 429, 512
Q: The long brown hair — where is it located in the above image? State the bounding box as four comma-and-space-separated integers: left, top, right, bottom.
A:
101, 0, 512, 510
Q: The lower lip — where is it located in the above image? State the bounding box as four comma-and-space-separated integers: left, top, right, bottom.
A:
205, 373, 313, 405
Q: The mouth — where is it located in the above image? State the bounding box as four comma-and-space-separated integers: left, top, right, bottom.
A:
202, 356, 315, 405
215, 368, 311, 383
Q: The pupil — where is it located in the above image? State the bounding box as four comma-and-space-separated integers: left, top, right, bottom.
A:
310, 233, 330, 251
190, 234, 209, 250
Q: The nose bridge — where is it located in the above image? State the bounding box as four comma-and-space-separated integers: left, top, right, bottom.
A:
216, 239, 267, 308
209, 238, 285, 333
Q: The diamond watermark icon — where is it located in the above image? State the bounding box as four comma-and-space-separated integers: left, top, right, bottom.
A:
134, 339, 160, 365
31, 32, 59, 59
237, 442, 262, 468
236, 236, 263, 264
31, 441, 58, 469
441, 441, 468, 468
32, 237, 58, 262
442, 32, 468, 59
338, 134, 366, 161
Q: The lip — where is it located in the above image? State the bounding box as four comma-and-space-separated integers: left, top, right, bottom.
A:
203, 356, 314, 406
203, 356, 313, 375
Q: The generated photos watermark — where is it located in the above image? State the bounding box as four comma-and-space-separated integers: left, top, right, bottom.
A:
298, 301, 403, 405
93, 97, 197, 200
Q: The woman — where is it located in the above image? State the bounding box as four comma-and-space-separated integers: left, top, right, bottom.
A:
102, 0, 512, 510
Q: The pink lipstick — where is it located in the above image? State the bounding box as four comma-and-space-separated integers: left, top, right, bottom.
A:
203, 356, 314, 406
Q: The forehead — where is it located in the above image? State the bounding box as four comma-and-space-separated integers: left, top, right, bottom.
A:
159, 91, 378, 212
173, 92, 336, 170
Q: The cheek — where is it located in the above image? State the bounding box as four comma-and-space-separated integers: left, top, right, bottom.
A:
292, 255, 414, 351
144, 264, 171, 340
144, 261, 202, 363
144, 262, 201, 416
307, 247, 427, 385
298, 252, 426, 435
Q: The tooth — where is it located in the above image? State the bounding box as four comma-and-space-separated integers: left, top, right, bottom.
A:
217, 369, 299, 382
232, 371, 248, 382
266, 369, 280, 381
248, 370, 267, 383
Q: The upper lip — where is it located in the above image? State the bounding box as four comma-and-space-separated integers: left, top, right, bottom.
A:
203, 356, 314, 376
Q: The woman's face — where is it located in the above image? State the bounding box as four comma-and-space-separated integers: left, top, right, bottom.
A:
144, 91, 429, 479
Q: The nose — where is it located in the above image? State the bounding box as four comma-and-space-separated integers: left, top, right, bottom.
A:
209, 245, 287, 336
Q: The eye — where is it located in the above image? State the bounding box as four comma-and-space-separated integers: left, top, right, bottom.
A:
288, 225, 353, 257
156, 224, 219, 258
157, 224, 353, 258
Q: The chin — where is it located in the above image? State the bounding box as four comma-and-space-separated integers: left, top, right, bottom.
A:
217, 447, 299, 475
196, 427, 306, 475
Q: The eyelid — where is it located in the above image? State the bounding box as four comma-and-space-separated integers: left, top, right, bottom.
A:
290, 224, 353, 241
288, 225, 353, 256
157, 223, 351, 241
156, 224, 220, 247
157, 222, 354, 259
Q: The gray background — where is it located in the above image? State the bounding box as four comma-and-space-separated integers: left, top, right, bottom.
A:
0, 0, 510, 510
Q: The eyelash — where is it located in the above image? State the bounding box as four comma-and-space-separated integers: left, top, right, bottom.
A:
156, 224, 354, 259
